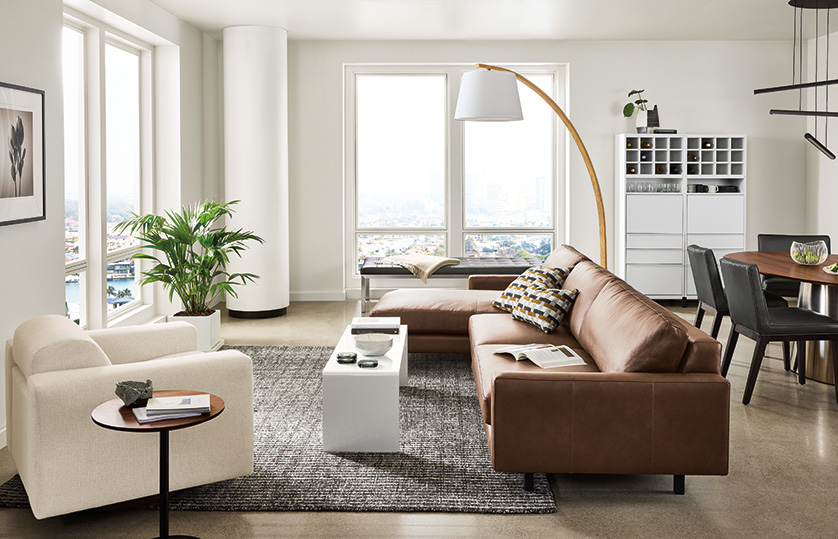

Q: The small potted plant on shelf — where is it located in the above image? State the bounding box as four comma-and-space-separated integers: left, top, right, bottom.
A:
115, 200, 264, 351
623, 89, 651, 133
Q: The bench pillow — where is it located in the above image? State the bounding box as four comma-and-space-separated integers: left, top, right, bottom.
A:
493, 267, 570, 313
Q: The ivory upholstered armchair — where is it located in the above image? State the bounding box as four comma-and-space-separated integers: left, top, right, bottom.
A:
4, 315, 254, 519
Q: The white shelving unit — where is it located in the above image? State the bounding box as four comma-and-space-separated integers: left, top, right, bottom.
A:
615, 134, 747, 301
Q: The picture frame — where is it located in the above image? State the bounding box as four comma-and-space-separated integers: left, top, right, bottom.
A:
0, 81, 45, 226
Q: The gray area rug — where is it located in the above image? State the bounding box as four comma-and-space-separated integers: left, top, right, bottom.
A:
0, 346, 556, 514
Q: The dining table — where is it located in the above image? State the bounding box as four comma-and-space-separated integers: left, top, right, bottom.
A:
724, 251, 838, 385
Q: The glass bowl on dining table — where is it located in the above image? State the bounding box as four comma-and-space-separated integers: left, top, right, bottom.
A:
790, 240, 829, 266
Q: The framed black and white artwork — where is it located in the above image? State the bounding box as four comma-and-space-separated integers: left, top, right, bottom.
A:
0, 81, 45, 226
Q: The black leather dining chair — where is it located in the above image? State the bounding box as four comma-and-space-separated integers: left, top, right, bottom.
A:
719, 257, 838, 404
757, 234, 832, 298
688, 245, 788, 342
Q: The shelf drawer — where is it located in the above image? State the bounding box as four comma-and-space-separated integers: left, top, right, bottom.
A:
625, 264, 684, 296
626, 249, 684, 264
687, 234, 744, 250
626, 234, 683, 249
626, 195, 683, 234
687, 195, 744, 234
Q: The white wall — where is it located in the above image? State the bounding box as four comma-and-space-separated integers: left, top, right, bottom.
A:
0, 0, 210, 447
806, 32, 838, 241
287, 40, 807, 299
0, 0, 66, 448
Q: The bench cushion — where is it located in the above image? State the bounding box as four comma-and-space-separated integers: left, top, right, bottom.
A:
361, 256, 542, 275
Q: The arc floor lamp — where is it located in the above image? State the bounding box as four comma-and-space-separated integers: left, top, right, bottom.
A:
454, 64, 607, 269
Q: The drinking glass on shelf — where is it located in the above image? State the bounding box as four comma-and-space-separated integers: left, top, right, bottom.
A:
627, 182, 636, 192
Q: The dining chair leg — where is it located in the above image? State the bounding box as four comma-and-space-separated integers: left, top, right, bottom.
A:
743, 337, 769, 405
782, 342, 791, 371
710, 313, 724, 340
694, 306, 705, 330
797, 340, 807, 385
831, 339, 838, 404
721, 325, 739, 378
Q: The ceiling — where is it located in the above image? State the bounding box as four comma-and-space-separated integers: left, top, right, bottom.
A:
147, 0, 809, 41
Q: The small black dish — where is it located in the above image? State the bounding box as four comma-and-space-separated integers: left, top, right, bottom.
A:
337, 351, 357, 364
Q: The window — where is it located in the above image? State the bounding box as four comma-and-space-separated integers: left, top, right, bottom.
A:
345, 65, 565, 287
63, 16, 152, 327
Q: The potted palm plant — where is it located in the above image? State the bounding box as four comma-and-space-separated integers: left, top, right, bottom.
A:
115, 200, 264, 350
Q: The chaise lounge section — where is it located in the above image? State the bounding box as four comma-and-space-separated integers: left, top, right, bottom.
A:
373, 245, 730, 493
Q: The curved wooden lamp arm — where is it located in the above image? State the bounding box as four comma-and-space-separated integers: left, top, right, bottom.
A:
476, 64, 607, 269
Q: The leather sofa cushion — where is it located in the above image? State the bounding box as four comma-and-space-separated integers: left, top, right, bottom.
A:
542, 244, 591, 269
471, 342, 598, 424
371, 289, 503, 334
12, 315, 111, 378
561, 260, 616, 337
469, 313, 577, 347
576, 280, 689, 373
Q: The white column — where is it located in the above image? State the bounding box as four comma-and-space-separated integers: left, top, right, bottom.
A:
222, 26, 289, 317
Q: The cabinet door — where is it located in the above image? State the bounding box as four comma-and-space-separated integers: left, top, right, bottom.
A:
626, 195, 683, 234
626, 264, 684, 296
687, 195, 744, 234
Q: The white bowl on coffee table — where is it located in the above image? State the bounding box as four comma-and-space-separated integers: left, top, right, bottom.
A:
354, 334, 393, 356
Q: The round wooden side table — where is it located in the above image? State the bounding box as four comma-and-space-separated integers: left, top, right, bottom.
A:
92, 390, 225, 539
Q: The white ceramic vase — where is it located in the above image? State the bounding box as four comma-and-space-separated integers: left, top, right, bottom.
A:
635, 109, 648, 133
168, 309, 223, 351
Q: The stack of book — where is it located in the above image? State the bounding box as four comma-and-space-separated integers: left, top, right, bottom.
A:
350, 317, 400, 335
132, 394, 211, 424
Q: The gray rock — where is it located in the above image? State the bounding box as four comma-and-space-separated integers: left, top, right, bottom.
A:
115, 379, 153, 407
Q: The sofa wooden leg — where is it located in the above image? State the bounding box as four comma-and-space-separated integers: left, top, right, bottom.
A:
523, 473, 534, 491
674, 475, 685, 495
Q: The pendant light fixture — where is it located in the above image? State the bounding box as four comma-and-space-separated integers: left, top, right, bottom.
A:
755, 0, 838, 159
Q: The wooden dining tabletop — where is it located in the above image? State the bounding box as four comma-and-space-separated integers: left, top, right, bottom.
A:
724, 251, 838, 286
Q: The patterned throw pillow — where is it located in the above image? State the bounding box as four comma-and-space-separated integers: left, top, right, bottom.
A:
512, 284, 579, 334
493, 267, 570, 313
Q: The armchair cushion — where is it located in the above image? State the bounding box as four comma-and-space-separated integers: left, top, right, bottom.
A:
12, 315, 110, 378
88, 321, 198, 365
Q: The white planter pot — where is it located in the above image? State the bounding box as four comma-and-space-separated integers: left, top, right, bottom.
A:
168, 309, 223, 351
635, 109, 648, 133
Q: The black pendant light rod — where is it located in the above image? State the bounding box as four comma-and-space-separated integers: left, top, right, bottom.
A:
770, 109, 838, 117
805, 133, 837, 159
754, 78, 838, 95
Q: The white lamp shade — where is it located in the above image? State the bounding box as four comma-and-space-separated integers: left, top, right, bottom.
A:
454, 69, 523, 121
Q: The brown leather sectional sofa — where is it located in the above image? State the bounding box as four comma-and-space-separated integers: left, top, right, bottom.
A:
371, 245, 730, 493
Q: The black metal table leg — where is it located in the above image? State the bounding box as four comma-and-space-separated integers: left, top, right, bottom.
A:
152, 431, 200, 539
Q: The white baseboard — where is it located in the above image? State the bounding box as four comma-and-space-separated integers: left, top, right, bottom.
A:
0, 426, 6, 450
289, 291, 347, 302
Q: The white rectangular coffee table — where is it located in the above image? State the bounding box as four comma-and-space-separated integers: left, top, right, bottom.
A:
322, 324, 408, 452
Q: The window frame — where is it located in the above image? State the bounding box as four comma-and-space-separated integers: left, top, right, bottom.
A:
343, 63, 567, 292
63, 11, 154, 328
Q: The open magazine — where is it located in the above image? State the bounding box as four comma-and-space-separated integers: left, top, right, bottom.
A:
496, 343, 587, 369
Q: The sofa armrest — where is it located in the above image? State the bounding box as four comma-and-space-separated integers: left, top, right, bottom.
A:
489, 372, 729, 476
468, 274, 519, 290
88, 322, 198, 365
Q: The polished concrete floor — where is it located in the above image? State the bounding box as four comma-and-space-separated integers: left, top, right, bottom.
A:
1, 300, 837, 538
